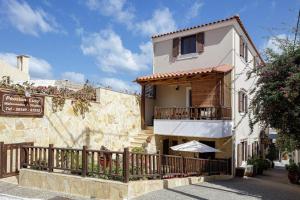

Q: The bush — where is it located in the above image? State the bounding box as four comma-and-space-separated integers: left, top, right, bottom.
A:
286, 162, 300, 173
131, 147, 145, 153
247, 156, 266, 175
286, 161, 300, 184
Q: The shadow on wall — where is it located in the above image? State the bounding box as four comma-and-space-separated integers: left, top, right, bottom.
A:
45, 98, 105, 148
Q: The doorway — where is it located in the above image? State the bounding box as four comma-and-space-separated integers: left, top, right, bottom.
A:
163, 139, 170, 155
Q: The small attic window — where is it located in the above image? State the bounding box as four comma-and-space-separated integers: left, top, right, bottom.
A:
181, 35, 196, 55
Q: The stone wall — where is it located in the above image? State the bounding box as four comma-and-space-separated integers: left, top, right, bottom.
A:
0, 88, 141, 151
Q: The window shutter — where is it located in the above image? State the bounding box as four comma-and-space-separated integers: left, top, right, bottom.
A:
237, 143, 241, 166
244, 141, 248, 160
253, 56, 256, 67
238, 91, 243, 112
245, 94, 248, 113
172, 38, 179, 57
245, 44, 248, 62
239, 36, 244, 57
196, 32, 204, 53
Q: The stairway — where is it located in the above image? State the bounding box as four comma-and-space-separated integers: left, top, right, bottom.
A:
130, 126, 154, 150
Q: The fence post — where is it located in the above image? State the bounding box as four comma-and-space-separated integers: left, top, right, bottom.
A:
82, 146, 87, 177
208, 159, 211, 176
20, 145, 25, 169
123, 147, 129, 183
0, 142, 4, 178
157, 150, 162, 179
181, 155, 184, 177
48, 144, 54, 172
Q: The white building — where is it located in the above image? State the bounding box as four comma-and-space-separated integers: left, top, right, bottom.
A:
29, 79, 84, 91
0, 55, 30, 83
136, 16, 265, 168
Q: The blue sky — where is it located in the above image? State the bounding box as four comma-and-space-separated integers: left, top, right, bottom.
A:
0, 0, 299, 91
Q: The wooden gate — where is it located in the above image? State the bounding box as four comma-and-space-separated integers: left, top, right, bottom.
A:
0, 142, 34, 178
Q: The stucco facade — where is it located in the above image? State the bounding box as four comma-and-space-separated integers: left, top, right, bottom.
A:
0, 57, 30, 83
153, 25, 233, 73
138, 16, 264, 167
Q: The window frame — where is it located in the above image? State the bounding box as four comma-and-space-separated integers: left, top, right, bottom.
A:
239, 36, 248, 62
180, 34, 197, 55
238, 90, 248, 113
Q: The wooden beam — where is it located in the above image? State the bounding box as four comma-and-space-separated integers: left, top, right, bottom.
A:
138, 73, 221, 86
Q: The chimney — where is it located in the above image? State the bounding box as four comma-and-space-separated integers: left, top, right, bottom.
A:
17, 55, 29, 74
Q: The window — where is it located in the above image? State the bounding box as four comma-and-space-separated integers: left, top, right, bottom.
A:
239, 36, 248, 61
181, 35, 196, 55
238, 90, 248, 113
172, 32, 204, 58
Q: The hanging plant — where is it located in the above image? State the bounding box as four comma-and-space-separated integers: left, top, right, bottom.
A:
0, 78, 96, 118
72, 98, 91, 118
52, 96, 66, 112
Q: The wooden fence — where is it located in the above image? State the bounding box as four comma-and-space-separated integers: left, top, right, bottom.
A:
20, 145, 230, 183
0, 142, 34, 178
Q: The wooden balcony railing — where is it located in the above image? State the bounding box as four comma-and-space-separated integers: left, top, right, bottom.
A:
154, 106, 231, 120
20, 144, 230, 183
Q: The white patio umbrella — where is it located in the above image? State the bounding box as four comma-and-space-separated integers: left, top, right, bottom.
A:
170, 140, 220, 153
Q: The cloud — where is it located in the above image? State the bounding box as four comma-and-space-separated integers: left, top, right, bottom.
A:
80, 29, 152, 73
100, 77, 139, 92
135, 7, 177, 36
1, 0, 60, 36
0, 52, 52, 79
85, 0, 134, 27
185, 0, 203, 20
262, 34, 289, 54
61, 72, 85, 83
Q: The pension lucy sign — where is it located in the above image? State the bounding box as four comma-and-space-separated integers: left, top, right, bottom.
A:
0, 91, 44, 117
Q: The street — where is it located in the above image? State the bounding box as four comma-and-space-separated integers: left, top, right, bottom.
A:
134, 166, 300, 200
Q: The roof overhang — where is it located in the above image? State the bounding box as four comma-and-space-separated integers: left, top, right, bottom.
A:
135, 64, 232, 85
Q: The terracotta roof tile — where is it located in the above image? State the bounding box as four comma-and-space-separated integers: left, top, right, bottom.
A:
136, 64, 232, 83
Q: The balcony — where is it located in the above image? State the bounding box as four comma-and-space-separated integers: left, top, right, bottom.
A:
154, 106, 231, 120
153, 106, 232, 138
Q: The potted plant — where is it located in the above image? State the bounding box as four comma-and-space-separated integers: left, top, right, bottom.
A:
286, 162, 300, 184
255, 158, 265, 175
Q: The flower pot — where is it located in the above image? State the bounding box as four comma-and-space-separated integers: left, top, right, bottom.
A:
257, 168, 263, 175
288, 172, 299, 184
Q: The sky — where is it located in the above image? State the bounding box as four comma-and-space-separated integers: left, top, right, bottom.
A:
0, 0, 299, 92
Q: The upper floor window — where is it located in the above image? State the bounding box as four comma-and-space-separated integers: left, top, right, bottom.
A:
181, 35, 196, 55
238, 90, 248, 113
172, 32, 205, 58
239, 36, 248, 62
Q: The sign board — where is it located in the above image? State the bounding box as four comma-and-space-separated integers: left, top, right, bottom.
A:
0, 91, 45, 117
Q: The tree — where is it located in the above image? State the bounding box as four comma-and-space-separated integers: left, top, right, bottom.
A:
249, 36, 300, 150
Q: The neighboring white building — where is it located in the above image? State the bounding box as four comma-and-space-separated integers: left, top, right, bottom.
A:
30, 79, 84, 91
0, 55, 30, 83
136, 16, 265, 168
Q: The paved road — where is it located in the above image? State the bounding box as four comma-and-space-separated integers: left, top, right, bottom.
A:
134, 167, 300, 200
0, 180, 89, 200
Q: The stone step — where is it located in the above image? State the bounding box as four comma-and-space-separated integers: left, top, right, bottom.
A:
133, 138, 147, 143
142, 129, 153, 134
145, 126, 153, 130
130, 141, 144, 146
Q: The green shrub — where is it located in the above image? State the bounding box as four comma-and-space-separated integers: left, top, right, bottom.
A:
131, 147, 145, 153
286, 162, 300, 174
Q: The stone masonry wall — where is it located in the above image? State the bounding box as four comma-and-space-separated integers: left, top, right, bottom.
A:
0, 88, 141, 151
